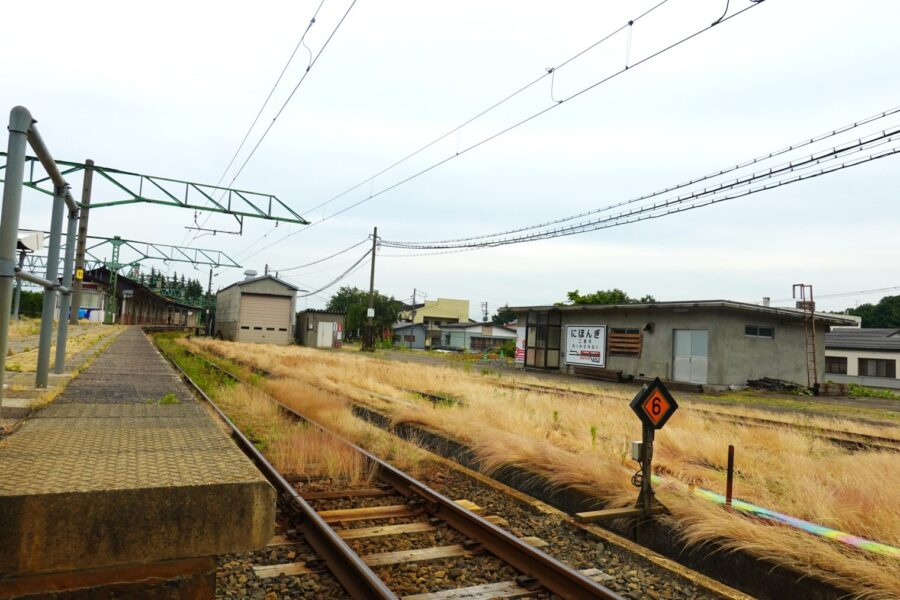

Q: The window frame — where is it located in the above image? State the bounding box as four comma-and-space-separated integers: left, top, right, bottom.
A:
825, 356, 848, 375
858, 358, 896, 378
744, 325, 775, 339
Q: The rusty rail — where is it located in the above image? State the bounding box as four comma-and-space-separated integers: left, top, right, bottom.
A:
161, 349, 396, 600
171, 346, 625, 600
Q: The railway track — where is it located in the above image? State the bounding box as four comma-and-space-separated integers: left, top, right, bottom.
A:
162, 346, 626, 600
496, 381, 900, 453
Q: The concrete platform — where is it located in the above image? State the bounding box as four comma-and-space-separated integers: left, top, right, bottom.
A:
0, 327, 275, 596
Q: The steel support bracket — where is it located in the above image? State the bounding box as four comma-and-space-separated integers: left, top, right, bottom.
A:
0, 258, 16, 278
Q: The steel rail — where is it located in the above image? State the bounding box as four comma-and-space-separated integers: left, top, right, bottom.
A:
159, 345, 397, 600
177, 346, 625, 600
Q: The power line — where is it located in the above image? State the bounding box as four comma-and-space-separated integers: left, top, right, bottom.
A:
299, 247, 371, 298
388, 104, 900, 247
207, 0, 358, 255
273, 238, 369, 272
233, 0, 767, 258
772, 286, 900, 303
379, 128, 900, 251
227, 0, 358, 201
184, 1, 327, 246
301, 0, 672, 216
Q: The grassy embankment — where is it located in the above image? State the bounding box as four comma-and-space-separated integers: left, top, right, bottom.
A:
155, 334, 428, 485
190, 337, 900, 600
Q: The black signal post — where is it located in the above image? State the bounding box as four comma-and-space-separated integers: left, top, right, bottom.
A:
629, 377, 678, 515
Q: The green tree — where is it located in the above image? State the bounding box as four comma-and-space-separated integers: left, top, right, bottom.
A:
847, 295, 900, 328
326, 286, 404, 341
491, 304, 517, 326
18, 290, 43, 317
185, 278, 204, 303
565, 289, 656, 305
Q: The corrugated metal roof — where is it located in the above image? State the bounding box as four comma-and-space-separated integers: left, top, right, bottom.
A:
825, 328, 900, 351
507, 300, 857, 326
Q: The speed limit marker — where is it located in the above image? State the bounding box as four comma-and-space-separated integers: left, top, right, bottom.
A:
630, 377, 678, 429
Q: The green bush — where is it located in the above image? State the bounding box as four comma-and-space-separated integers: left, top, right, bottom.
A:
848, 383, 900, 400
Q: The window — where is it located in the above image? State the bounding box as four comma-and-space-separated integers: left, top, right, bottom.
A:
470, 337, 494, 351
825, 356, 847, 374
745, 325, 774, 339
858, 358, 896, 378
609, 328, 642, 357
403, 334, 415, 342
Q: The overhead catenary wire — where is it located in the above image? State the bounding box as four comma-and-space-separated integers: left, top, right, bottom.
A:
187, 0, 328, 245
197, 0, 358, 255
237, 0, 767, 258
300, 0, 673, 216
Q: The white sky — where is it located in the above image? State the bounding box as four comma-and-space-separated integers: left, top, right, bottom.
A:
2, 0, 898, 318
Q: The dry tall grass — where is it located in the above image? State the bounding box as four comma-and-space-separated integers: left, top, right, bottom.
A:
190, 338, 900, 598
213, 382, 371, 483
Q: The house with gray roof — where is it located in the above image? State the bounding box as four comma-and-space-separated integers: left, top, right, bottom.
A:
508, 300, 857, 391
825, 328, 900, 389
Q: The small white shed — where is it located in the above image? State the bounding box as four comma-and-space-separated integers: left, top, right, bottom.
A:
214, 272, 298, 345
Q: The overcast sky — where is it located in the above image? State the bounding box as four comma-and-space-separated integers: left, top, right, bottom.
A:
2, 0, 898, 319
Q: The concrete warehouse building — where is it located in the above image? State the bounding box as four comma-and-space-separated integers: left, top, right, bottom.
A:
296, 309, 345, 348
509, 300, 856, 390
214, 272, 297, 345
825, 328, 900, 390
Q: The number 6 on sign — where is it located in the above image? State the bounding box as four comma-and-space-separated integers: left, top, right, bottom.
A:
629, 377, 678, 429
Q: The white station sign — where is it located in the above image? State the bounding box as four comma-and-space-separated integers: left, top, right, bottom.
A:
564, 324, 607, 367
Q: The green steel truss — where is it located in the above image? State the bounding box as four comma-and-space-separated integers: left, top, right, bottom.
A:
19, 235, 239, 320
81, 236, 241, 269
0, 153, 309, 226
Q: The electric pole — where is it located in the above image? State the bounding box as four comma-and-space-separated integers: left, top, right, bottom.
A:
207, 268, 214, 336
362, 226, 377, 351
69, 159, 93, 325
409, 288, 416, 349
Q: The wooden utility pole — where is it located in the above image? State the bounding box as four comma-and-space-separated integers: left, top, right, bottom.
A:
363, 226, 377, 351
69, 159, 93, 324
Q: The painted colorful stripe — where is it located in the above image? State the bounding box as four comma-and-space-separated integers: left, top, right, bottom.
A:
651, 475, 900, 559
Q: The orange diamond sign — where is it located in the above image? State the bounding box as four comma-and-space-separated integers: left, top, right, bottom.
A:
630, 378, 678, 429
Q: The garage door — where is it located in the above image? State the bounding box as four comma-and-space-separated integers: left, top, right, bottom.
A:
238, 293, 291, 345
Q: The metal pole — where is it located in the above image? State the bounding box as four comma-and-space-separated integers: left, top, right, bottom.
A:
69, 159, 93, 325
206, 268, 213, 336
54, 207, 78, 373
409, 288, 415, 350
641, 423, 654, 515
363, 226, 377, 351
35, 185, 66, 388
12, 249, 25, 319
725, 444, 735, 508
0, 106, 33, 414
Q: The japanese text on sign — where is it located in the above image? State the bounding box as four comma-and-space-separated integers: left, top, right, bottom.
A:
564, 324, 607, 367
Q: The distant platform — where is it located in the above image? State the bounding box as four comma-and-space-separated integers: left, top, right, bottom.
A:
0, 327, 274, 597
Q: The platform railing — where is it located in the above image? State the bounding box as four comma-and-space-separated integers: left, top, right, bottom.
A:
0, 106, 80, 416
